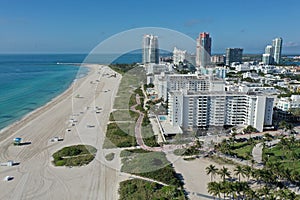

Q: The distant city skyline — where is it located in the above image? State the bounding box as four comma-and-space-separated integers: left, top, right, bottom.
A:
1, 0, 300, 54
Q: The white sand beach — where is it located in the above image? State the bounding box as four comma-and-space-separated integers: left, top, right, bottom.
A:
0, 64, 124, 200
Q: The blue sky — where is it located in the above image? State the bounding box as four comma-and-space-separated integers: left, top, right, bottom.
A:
0, 0, 299, 54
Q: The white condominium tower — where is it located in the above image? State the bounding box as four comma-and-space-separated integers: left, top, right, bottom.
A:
153, 72, 225, 100
263, 37, 283, 65
272, 37, 283, 64
142, 34, 159, 64
168, 90, 275, 132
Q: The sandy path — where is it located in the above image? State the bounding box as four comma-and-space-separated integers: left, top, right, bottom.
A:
166, 153, 236, 200
0, 64, 123, 200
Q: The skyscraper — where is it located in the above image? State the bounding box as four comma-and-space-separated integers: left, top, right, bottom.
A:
272, 37, 283, 64
262, 45, 274, 65
196, 32, 211, 67
225, 48, 243, 66
142, 34, 159, 64
262, 37, 283, 65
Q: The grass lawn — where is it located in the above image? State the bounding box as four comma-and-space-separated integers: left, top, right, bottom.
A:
120, 149, 183, 187
141, 124, 159, 147
263, 144, 300, 173
231, 142, 255, 160
114, 96, 132, 110
103, 122, 137, 148
109, 110, 139, 122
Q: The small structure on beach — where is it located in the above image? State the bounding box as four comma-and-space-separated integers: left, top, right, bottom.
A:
0, 160, 14, 167
7, 160, 13, 166
13, 138, 22, 146
50, 137, 63, 142
4, 176, 14, 181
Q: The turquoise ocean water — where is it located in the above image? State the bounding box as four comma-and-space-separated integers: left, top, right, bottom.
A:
0, 52, 169, 131
0, 54, 90, 130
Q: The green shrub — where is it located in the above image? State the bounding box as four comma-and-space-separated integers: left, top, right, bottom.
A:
105, 153, 115, 161
119, 179, 186, 200
52, 145, 96, 167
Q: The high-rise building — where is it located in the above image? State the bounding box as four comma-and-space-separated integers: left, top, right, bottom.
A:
262, 37, 283, 65
142, 34, 159, 64
153, 72, 225, 100
211, 55, 225, 65
225, 48, 243, 66
173, 47, 187, 65
262, 45, 274, 65
196, 32, 212, 67
262, 54, 272, 65
168, 90, 275, 132
265, 45, 274, 55
272, 37, 283, 64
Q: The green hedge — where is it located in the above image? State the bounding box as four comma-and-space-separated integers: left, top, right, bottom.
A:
52, 145, 96, 167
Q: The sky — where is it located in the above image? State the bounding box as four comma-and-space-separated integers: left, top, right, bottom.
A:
0, 0, 300, 54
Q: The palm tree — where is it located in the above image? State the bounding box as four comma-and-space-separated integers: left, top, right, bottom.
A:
257, 186, 270, 199
290, 151, 299, 172
250, 159, 255, 168
279, 120, 287, 131
285, 123, 294, 134
243, 165, 252, 182
244, 187, 257, 199
206, 164, 218, 182
276, 188, 296, 200
236, 181, 250, 199
218, 166, 231, 182
234, 165, 245, 182
207, 182, 222, 200
291, 170, 300, 185
220, 181, 231, 200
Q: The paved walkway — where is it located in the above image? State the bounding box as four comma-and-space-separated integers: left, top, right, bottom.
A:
130, 94, 194, 152
120, 172, 169, 186
252, 143, 263, 164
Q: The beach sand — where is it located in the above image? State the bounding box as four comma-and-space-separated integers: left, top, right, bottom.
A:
0, 64, 124, 200
166, 153, 236, 200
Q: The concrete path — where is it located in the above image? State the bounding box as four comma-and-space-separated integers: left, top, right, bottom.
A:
130, 94, 194, 152
252, 143, 263, 164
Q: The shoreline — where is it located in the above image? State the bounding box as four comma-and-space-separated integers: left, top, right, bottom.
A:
0, 63, 122, 199
0, 63, 90, 141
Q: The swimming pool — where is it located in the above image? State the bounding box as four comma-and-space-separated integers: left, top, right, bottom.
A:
159, 115, 167, 121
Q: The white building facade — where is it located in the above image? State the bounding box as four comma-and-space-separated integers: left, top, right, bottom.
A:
173, 47, 187, 65
168, 91, 275, 132
153, 72, 225, 100
276, 95, 300, 112
142, 34, 159, 64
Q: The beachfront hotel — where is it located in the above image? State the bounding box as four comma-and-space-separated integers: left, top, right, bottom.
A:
152, 70, 275, 132
142, 34, 159, 64
168, 90, 275, 132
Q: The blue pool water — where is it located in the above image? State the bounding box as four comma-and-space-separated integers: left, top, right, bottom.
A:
159, 116, 167, 121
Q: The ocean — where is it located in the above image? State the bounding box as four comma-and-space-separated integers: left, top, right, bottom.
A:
0, 53, 143, 131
